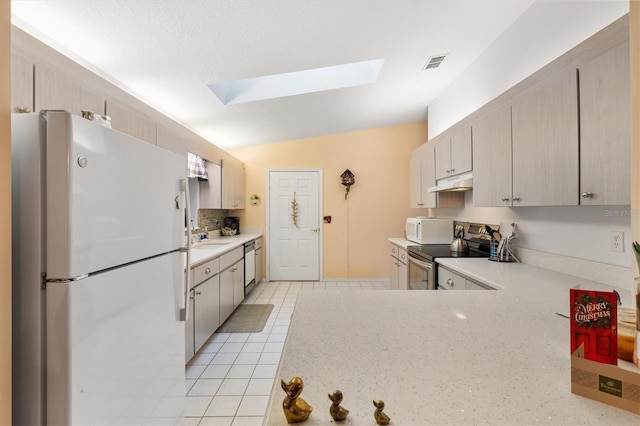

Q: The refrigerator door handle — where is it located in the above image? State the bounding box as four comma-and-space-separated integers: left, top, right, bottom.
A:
180, 178, 192, 322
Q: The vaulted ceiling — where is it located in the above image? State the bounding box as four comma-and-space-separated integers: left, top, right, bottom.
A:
12, 0, 536, 149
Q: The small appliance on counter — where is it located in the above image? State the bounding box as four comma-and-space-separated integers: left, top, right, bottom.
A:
223, 216, 240, 235
405, 217, 452, 244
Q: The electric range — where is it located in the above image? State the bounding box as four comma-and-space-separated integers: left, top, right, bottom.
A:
406, 221, 496, 290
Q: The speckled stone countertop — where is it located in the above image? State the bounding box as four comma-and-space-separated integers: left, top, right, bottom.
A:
188, 232, 262, 267
265, 260, 640, 425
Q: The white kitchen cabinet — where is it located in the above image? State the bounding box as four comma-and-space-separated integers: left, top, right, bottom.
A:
104, 96, 157, 145
434, 125, 472, 180
438, 266, 494, 290
199, 161, 223, 209
34, 62, 105, 117
579, 40, 630, 205
222, 157, 246, 209
389, 244, 408, 290
472, 104, 513, 207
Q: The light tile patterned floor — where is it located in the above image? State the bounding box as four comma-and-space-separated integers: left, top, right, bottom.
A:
182, 280, 389, 425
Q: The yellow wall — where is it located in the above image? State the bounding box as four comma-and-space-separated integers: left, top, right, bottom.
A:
1, 0, 11, 423
231, 122, 426, 279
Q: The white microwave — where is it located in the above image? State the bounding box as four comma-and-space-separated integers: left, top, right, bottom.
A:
406, 217, 453, 244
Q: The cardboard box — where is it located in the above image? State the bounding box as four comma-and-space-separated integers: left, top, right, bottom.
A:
571, 345, 640, 415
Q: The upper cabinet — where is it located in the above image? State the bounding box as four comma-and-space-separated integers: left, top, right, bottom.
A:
511, 68, 579, 206
434, 125, 472, 180
105, 96, 157, 145
35, 62, 105, 117
578, 40, 630, 205
222, 157, 246, 209
472, 104, 513, 207
199, 161, 222, 209
409, 142, 436, 209
11, 46, 34, 113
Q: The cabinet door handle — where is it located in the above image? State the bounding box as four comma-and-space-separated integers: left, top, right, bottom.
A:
581, 192, 593, 198
391, 248, 396, 254
205, 267, 211, 274
17, 106, 31, 113
512, 197, 520, 202
502, 197, 510, 202
400, 254, 406, 260
195, 291, 201, 295
447, 278, 454, 287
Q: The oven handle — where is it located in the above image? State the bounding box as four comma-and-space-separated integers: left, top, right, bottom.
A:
408, 255, 433, 270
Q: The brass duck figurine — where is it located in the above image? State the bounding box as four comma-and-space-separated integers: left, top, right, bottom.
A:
373, 399, 391, 425
328, 390, 349, 421
281, 377, 313, 423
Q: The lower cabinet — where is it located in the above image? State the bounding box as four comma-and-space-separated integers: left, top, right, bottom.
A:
389, 244, 408, 290
438, 266, 495, 290
219, 246, 245, 323
193, 275, 221, 351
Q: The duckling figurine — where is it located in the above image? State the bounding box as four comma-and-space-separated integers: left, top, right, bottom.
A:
281, 377, 313, 423
327, 390, 349, 421
373, 399, 391, 425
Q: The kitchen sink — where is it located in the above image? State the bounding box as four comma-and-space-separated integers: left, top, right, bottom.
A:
193, 241, 230, 249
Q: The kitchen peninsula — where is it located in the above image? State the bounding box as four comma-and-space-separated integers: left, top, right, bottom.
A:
265, 261, 640, 425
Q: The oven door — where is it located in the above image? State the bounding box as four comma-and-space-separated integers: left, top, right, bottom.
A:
407, 255, 435, 290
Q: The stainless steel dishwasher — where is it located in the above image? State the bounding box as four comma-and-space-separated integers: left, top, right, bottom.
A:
244, 240, 256, 294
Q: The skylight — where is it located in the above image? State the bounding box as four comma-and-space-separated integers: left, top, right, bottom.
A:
208, 59, 384, 105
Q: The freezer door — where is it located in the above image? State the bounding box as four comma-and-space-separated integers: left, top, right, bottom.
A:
46, 252, 185, 425
45, 111, 186, 279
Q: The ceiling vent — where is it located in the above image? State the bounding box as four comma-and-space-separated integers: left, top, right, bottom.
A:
423, 54, 447, 70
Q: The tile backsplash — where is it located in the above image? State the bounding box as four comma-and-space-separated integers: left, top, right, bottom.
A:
198, 209, 229, 231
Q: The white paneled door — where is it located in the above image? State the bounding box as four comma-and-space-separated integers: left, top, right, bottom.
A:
268, 170, 321, 281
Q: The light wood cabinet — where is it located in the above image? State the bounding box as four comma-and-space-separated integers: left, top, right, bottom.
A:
105, 96, 157, 145
578, 40, 630, 205
231, 259, 245, 309
389, 244, 408, 290
410, 142, 464, 208
199, 161, 223, 209
219, 247, 244, 322
472, 105, 513, 207
438, 266, 494, 290
187, 257, 221, 362
434, 125, 472, 180
193, 275, 221, 351
11, 46, 34, 113
409, 143, 436, 208
34, 62, 105, 117
511, 68, 579, 206
222, 157, 246, 209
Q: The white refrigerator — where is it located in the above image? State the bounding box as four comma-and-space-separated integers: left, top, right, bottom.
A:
12, 111, 189, 425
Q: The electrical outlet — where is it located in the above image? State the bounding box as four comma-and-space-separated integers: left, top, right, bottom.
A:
609, 231, 624, 253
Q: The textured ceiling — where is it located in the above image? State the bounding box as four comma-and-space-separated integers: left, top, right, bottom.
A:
12, 0, 536, 149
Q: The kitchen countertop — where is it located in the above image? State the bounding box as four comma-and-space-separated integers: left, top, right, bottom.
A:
188, 233, 262, 267
265, 260, 639, 425
388, 237, 415, 249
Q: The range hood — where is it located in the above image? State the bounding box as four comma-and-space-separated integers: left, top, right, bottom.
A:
428, 172, 473, 193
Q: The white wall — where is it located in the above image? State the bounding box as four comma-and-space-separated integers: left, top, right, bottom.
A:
428, 0, 629, 138
427, 0, 632, 269
435, 192, 631, 267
